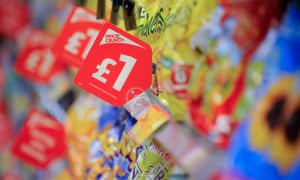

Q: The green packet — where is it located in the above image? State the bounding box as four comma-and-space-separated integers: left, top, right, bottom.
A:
128, 139, 174, 180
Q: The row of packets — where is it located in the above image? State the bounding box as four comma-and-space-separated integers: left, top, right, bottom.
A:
1, 0, 300, 180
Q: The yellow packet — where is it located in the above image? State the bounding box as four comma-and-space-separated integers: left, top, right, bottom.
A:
54, 169, 73, 180
159, 92, 187, 121
155, 1, 218, 122
134, 0, 180, 63
65, 93, 102, 179
128, 104, 170, 145
157, 55, 194, 121
186, 0, 219, 39
163, 0, 218, 65
128, 139, 174, 180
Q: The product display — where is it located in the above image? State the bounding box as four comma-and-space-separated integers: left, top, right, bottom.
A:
0, 0, 299, 180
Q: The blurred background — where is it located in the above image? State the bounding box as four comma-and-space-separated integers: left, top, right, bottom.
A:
0, 0, 300, 179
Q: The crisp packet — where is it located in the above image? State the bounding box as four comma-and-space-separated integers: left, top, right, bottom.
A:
186, 6, 268, 148
85, 104, 138, 180
124, 90, 171, 144
158, 56, 193, 121
163, 0, 218, 64
128, 104, 170, 145
220, 0, 289, 51
224, 3, 300, 179
154, 120, 225, 180
157, 0, 218, 121
128, 138, 174, 180
53, 168, 73, 180
134, 0, 181, 63
65, 92, 102, 179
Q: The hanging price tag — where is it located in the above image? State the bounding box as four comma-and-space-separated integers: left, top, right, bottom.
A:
0, 0, 30, 39
52, 7, 106, 67
74, 22, 152, 106
11, 109, 66, 169
14, 29, 64, 84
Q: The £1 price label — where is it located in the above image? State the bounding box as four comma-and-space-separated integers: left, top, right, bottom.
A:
14, 29, 65, 84
75, 22, 152, 106
11, 109, 66, 169
52, 7, 106, 67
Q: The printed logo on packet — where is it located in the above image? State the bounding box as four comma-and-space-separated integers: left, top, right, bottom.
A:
75, 22, 152, 106
11, 109, 66, 169
124, 91, 152, 119
52, 7, 106, 67
170, 63, 193, 98
14, 29, 64, 84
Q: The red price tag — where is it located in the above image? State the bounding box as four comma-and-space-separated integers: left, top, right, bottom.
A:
14, 29, 64, 84
0, 0, 30, 39
11, 109, 66, 169
75, 22, 152, 106
52, 7, 106, 67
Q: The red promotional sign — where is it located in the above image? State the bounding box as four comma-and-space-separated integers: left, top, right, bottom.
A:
75, 22, 152, 106
52, 7, 106, 67
14, 29, 64, 84
0, 0, 30, 39
11, 109, 66, 169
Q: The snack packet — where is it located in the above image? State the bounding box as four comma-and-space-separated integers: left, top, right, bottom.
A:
128, 139, 174, 180
224, 3, 300, 179
65, 92, 102, 179
85, 104, 138, 180
186, 5, 270, 148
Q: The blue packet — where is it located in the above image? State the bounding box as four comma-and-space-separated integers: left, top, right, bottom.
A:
86, 104, 138, 180
224, 3, 300, 180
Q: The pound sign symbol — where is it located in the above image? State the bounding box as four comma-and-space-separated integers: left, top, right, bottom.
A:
64, 32, 86, 55
92, 58, 117, 83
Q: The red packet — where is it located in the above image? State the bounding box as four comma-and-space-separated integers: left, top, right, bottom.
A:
14, 29, 65, 84
11, 109, 66, 169
124, 91, 152, 119
0, 0, 30, 39
74, 22, 152, 106
52, 7, 106, 67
